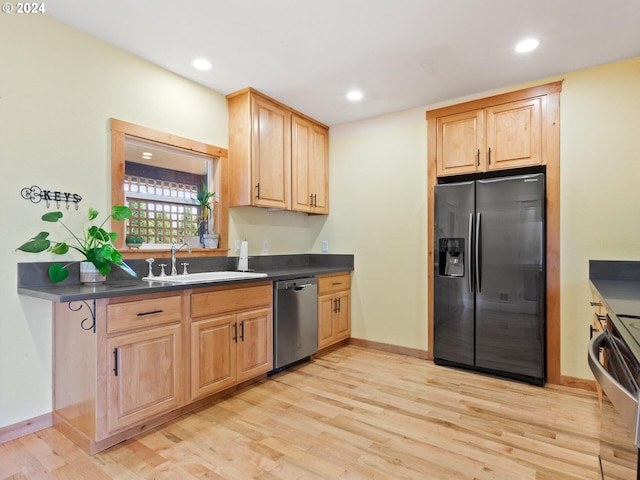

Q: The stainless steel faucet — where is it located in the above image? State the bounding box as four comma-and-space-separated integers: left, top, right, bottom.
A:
171, 242, 191, 275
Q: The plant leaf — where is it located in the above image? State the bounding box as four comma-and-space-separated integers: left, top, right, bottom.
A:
88, 226, 110, 242
96, 263, 112, 276
115, 260, 137, 278
49, 242, 69, 255
111, 205, 131, 221
17, 234, 51, 253
48, 263, 69, 283
42, 211, 63, 222
88, 207, 99, 221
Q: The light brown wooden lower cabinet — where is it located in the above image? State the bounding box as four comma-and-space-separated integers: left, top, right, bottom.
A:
190, 283, 273, 400
317, 272, 351, 349
53, 282, 272, 454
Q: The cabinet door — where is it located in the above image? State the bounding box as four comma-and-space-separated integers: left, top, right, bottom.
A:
309, 123, 329, 214
485, 97, 541, 171
437, 110, 484, 176
236, 307, 273, 382
318, 294, 335, 349
107, 324, 183, 432
291, 115, 312, 212
333, 291, 351, 342
292, 116, 329, 214
251, 96, 291, 209
190, 315, 236, 400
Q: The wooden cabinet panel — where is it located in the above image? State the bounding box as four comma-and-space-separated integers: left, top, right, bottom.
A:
317, 272, 351, 350
192, 283, 272, 319
227, 87, 329, 214
191, 315, 236, 399
227, 88, 290, 209
190, 283, 273, 401
333, 291, 351, 342
318, 272, 351, 295
292, 114, 329, 214
53, 282, 276, 454
236, 307, 273, 383
434, 96, 543, 177
252, 96, 291, 209
106, 324, 183, 433
318, 295, 335, 348
309, 123, 329, 213
437, 110, 484, 176
485, 97, 541, 171
107, 295, 182, 334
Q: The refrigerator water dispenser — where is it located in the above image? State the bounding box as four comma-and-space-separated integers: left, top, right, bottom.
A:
438, 238, 465, 277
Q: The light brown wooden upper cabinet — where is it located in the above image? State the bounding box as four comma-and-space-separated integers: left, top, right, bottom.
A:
227, 89, 291, 209
433, 92, 550, 177
227, 88, 329, 214
291, 114, 329, 214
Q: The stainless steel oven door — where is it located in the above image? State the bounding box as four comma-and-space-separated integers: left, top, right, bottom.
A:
588, 331, 640, 479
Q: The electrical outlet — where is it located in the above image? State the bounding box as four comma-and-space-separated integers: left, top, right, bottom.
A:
263, 240, 269, 253
321, 240, 329, 252
235, 240, 242, 252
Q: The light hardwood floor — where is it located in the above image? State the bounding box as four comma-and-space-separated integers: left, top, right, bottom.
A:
0, 346, 603, 479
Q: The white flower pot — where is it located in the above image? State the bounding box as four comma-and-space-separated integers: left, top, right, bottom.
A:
203, 233, 219, 248
79, 262, 106, 284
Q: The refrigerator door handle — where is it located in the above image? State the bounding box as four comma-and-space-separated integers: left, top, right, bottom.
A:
475, 212, 481, 293
467, 213, 474, 293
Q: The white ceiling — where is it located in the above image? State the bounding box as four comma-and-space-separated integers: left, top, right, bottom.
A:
46, 0, 640, 126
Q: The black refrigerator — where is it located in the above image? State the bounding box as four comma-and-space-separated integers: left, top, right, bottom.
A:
433, 173, 546, 385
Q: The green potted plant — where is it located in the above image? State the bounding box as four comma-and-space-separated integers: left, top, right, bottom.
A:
125, 234, 144, 249
196, 182, 218, 248
17, 206, 137, 283
197, 181, 215, 226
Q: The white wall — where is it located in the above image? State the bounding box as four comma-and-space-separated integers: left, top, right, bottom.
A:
558, 58, 640, 377
3, 11, 640, 430
322, 110, 428, 349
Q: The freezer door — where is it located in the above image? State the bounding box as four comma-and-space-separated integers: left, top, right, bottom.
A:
475, 174, 545, 380
434, 181, 475, 366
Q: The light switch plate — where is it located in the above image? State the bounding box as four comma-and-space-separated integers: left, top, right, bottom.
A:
235, 240, 242, 252
321, 240, 329, 252
263, 240, 269, 253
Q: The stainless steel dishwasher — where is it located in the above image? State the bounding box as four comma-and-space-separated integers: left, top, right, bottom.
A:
271, 277, 318, 373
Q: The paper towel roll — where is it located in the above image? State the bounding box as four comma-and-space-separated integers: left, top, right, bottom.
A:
238, 241, 249, 271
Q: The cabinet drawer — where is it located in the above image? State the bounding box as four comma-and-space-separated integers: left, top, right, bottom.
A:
318, 273, 351, 295
107, 296, 182, 334
192, 284, 272, 319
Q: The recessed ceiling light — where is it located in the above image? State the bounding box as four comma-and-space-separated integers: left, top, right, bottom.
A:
347, 90, 364, 101
515, 38, 539, 53
192, 58, 213, 71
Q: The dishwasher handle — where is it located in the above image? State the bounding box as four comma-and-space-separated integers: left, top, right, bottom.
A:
275, 278, 317, 291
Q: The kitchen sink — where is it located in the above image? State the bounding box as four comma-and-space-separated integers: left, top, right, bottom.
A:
143, 271, 268, 284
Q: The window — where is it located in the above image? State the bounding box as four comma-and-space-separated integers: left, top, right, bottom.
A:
110, 118, 229, 257
123, 137, 212, 244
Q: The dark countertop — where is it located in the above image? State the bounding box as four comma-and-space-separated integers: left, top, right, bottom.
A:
590, 260, 640, 317
18, 254, 354, 303
589, 260, 640, 359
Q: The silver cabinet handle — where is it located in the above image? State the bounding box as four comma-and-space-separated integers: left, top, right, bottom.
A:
467, 213, 473, 294
475, 213, 481, 293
